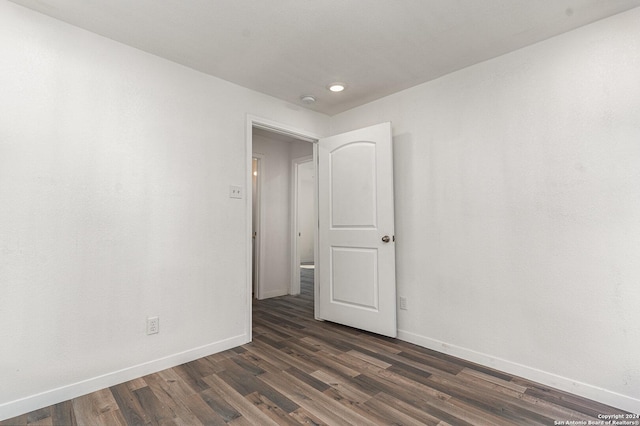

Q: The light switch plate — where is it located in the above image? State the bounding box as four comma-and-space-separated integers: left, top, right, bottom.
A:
399, 296, 408, 310
229, 185, 243, 199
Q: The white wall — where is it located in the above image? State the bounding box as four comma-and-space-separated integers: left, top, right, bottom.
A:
252, 132, 312, 298
331, 8, 640, 412
0, 2, 328, 420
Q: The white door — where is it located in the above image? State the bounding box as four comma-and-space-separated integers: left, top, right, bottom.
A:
317, 122, 397, 337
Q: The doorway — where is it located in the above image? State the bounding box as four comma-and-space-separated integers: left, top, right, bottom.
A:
246, 117, 397, 340
249, 121, 318, 311
291, 156, 315, 296
251, 155, 262, 298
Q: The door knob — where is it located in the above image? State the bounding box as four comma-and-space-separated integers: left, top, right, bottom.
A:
382, 235, 391, 243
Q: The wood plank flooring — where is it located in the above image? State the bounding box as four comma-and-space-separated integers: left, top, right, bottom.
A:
2, 268, 631, 425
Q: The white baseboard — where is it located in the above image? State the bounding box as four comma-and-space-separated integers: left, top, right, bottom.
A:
4, 330, 638, 420
0, 333, 249, 421
397, 329, 640, 414
259, 288, 288, 299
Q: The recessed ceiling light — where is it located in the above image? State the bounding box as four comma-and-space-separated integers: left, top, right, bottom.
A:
300, 95, 316, 104
328, 83, 346, 92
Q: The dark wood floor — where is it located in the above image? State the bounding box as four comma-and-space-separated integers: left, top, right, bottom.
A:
2, 268, 630, 425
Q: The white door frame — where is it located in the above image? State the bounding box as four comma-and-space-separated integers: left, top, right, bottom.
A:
245, 115, 320, 340
290, 155, 314, 296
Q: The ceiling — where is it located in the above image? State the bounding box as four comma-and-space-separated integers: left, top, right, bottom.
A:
10, 0, 640, 116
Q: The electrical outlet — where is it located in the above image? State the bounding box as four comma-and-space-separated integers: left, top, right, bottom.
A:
399, 296, 408, 310
147, 316, 159, 335
229, 185, 243, 199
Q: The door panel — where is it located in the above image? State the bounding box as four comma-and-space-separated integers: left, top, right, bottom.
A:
318, 122, 396, 337
330, 142, 377, 228
331, 247, 378, 309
